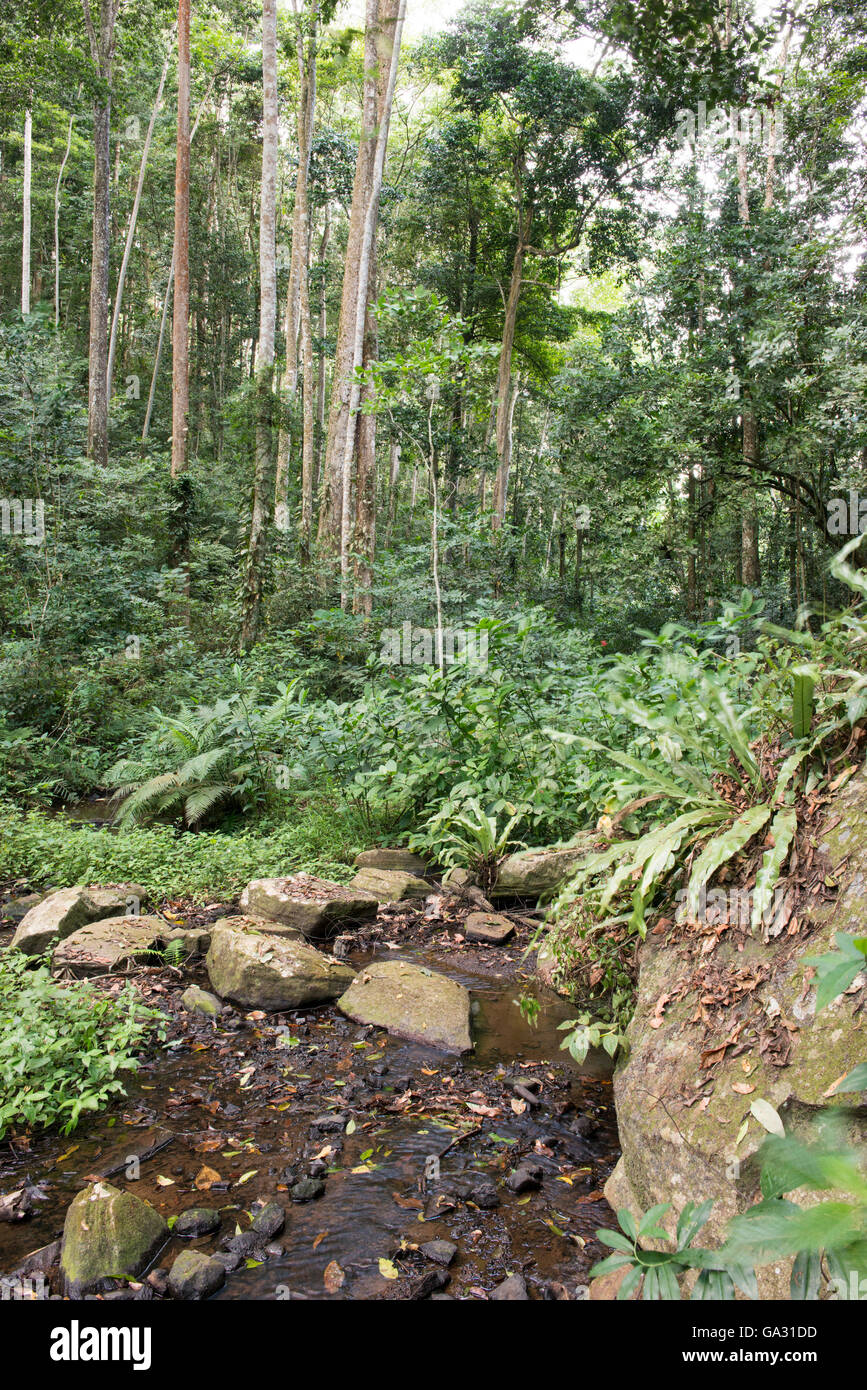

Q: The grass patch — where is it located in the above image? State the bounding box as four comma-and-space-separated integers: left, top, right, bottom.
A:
0, 797, 381, 901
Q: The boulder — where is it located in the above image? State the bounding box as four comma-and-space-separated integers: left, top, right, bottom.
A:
338, 961, 473, 1053
354, 847, 428, 874
206, 919, 355, 1012
181, 985, 224, 1017
349, 867, 430, 903
11, 883, 146, 957
239, 873, 378, 939
464, 911, 514, 945
1, 892, 46, 924
60, 1181, 167, 1296
606, 767, 867, 1299
174, 1207, 221, 1238
490, 1273, 529, 1300
52, 916, 203, 977
167, 1249, 225, 1300
492, 837, 594, 900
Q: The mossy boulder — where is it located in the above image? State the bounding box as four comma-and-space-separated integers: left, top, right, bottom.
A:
206, 918, 355, 1011
52, 916, 205, 976
354, 847, 428, 874
11, 883, 146, 957
338, 960, 473, 1053
606, 767, 867, 1298
239, 873, 378, 939
492, 835, 595, 900
60, 1181, 167, 1296
349, 867, 430, 902
167, 1249, 225, 1300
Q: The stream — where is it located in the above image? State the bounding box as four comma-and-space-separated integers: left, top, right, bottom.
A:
1, 887, 620, 1300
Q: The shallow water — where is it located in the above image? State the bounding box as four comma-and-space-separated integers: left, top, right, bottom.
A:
0, 938, 619, 1300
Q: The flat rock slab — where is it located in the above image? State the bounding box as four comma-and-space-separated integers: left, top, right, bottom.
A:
350, 867, 430, 903
61, 1181, 167, 1296
52, 916, 205, 977
338, 961, 473, 1053
464, 911, 514, 944
206, 919, 355, 1011
12, 883, 146, 957
239, 874, 378, 939
354, 848, 428, 874
493, 838, 594, 900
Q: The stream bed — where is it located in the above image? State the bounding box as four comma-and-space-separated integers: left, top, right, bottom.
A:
0, 916, 620, 1301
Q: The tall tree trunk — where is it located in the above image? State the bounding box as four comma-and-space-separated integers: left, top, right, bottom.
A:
171, 0, 190, 480
82, 0, 121, 470
54, 110, 75, 328
240, 0, 279, 650
276, 1, 318, 548
317, 0, 403, 563
108, 50, 170, 401
21, 104, 32, 315
492, 203, 531, 528
339, 0, 405, 605
142, 74, 214, 445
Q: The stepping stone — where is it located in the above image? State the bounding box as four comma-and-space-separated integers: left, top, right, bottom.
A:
350, 867, 430, 903
206, 920, 354, 1011
60, 1182, 167, 1297
338, 961, 472, 1054
239, 874, 378, 940
12, 883, 146, 957
491, 1273, 529, 1300
174, 1207, 221, 1238
420, 1239, 457, 1267
167, 1250, 225, 1300
354, 848, 428, 874
181, 985, 224, 1017
464, 911, 514, 944
52, 916, 187, 977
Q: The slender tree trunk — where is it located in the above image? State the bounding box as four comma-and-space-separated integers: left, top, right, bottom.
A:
54, 110, 75, 329
82, 0, 120, 470
276, 1, 318, 548
142, 75, 214, 444
240, 0, 279, 650
171, 0, 190, 480
336, 0, 405, 603
108, 50, 170, 400
22, 105, 32, 315
318, 0, 403, 565
492, 204, 531, 528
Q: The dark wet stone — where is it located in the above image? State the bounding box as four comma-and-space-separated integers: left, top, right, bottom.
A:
250, 1201, 285, 1240
212, 1250, 242, 1273
420, 1239, 456, 1267
223, 1230, 260, 1256
175, 1206, 221, 1238
146, 1269, 169, 1295
167, 1250, 225, 1300
467, 1180, 499, 1209
411, 1267, 450, 1299
307, 1159, 328, 1177
311, 1113, 347, 1132
491, 1273, 529, 1300
291, 1178, 325, 1203
506, 1163, 543, 1194
569, 1115, 597, 1138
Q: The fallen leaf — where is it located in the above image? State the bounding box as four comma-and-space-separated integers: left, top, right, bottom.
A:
378, 1258, 399, 1279
731, 1082, 755, 1095
194, 1165, 221, 1191
312, 1231, 328, 1250
323, 1260, 345, 1292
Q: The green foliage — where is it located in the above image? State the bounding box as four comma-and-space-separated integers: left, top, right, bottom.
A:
0, 797, 368, 900
591, 1123, 867, 1300
0, 950, 164, 1138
